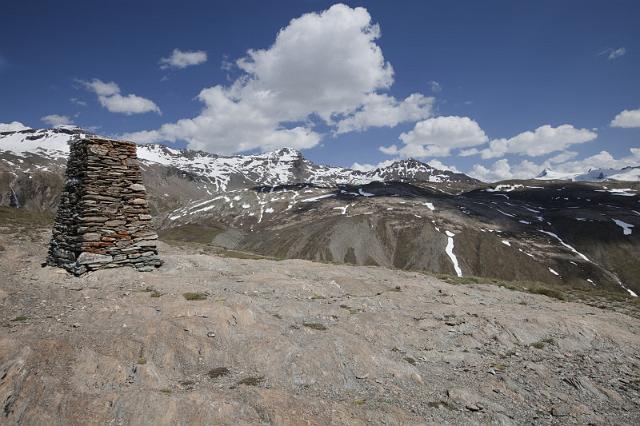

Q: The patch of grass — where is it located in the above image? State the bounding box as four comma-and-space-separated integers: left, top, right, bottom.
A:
302, 322, 327, 330
208, 367, 230, 379
11, 315, 28, 322
529, 287, 566, 301
158, 224, 224, 244
150, 290, 163, 298
183, 292, 207, 301
491, 363, 507, 372
159, 388, 172, 394
530, 341, 546, 350
404, 356, 416, 365
237, 375, 264, 386
437, 273, 569, 301
215, 248, 276, 260
500, 350, 517, 359
310, 294, 326, 300
353, 399, 366, 406
137, 357, 147, 365
0, 207, 54, 227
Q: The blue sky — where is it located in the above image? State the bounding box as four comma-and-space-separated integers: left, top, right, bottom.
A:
1, 0, 639, 180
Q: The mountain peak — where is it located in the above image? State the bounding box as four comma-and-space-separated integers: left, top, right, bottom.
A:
389, 158, 432, 169
271, 147, 303, 159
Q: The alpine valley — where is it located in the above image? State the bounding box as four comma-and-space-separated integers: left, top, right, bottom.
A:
2, 126, 639, 296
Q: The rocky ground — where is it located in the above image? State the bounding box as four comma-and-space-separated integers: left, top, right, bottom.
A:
1, 221, 640, 425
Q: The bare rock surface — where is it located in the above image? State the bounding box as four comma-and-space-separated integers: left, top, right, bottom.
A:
1, 228, 640, 425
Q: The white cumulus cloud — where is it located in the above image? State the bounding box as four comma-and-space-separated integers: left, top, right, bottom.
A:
477, 124, 597, 159
124, 4, 431, 154
379, 116, 488, 158
351, 159, 397, 172
160, 49, 208, 69
335, 93, 433, 134
41, 114, 73, 127
607, 47, 626, 60
0, 121, 30, 132
80, 79, 161, 115
468, 148, 640, 182
611, 108, 640, 128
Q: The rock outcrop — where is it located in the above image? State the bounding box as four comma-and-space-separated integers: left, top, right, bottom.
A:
47, 137, 161, 274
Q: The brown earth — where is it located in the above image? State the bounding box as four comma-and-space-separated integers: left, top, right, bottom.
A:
1, 223, 640, 425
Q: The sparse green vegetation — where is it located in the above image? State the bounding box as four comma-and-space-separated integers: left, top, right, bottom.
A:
302, 322, 327, 330
0, 207, 54, 227
529, 338, 555, 350
404, 356, 416, 365
183, 292, 207, 301
500, 350, 517, 359
150, 290, 163, 298
237, 376, 264, 386
208, 367, 230, 379
137, 357, 147, 365
437, 274, 569, 301
159, 388, 172, 394
491, 363, 507, 371
157, 224, 224, 244
529, 287, 565, 301
11, 315, 29, 322
530, 341, 546, 349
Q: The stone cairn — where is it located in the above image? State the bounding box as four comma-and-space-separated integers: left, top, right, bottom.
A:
47, 137, 162, 275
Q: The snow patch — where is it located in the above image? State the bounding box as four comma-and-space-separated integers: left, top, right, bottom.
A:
612, 219, 634, 235
444, 231, 462, 277
538, 230, 590, 262
358, 188, 375, 197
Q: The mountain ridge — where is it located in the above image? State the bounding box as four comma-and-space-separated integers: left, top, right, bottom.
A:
0, 127, 478, 191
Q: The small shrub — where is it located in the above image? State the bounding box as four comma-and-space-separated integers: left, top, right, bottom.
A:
237, 376, 264, 386
137, 357, 147, 365
302, 322, 327, 330
183, 292, 207, 301
530, 341, 545, 349
11, 316, 28, 322
208, 367, 230, 379
529, 287, 565, 300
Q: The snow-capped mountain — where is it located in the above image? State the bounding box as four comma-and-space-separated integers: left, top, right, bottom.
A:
536, 166, 640, 182
1, 127, 639, 297
0, 127, 478, 192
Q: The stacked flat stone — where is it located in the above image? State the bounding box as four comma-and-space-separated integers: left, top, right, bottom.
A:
47, 137, 162, 275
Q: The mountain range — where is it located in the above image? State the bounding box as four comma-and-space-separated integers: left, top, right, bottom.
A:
1, 126, 639, 297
